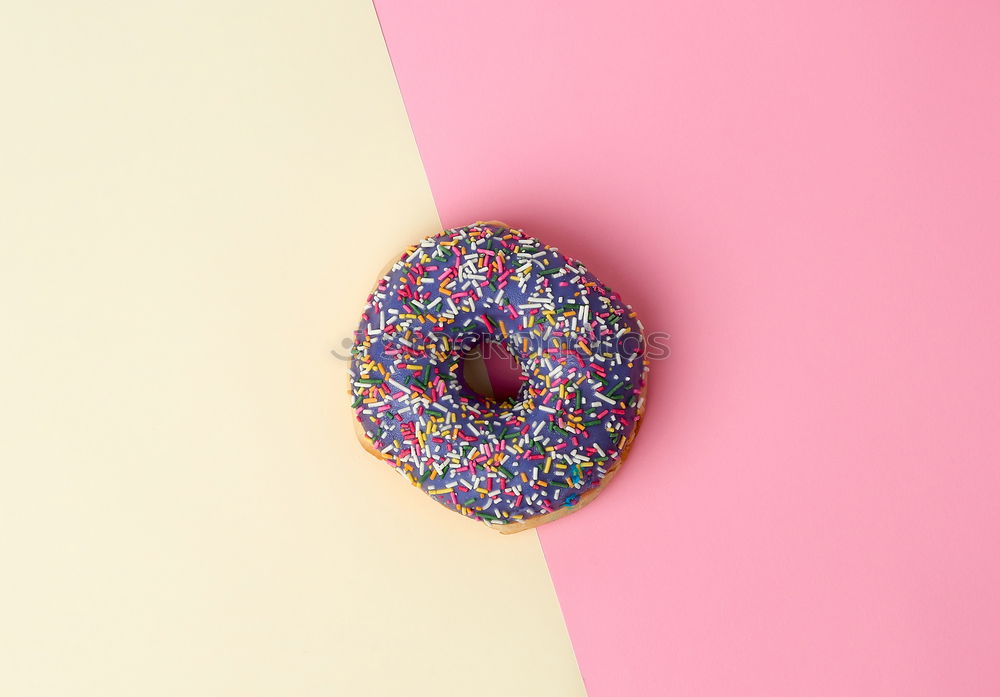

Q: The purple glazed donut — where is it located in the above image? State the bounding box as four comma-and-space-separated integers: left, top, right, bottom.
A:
349, 222, 648, 532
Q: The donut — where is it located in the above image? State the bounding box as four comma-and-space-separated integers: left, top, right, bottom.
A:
349, 222, 648, 533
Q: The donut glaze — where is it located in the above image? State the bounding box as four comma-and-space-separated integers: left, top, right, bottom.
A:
350, 223, 647, 531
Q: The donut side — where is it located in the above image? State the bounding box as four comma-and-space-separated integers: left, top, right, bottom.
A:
491, 388, 646, 534
352, 353, 647, 534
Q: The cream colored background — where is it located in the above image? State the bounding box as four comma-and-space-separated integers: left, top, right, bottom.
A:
0, 2, 584, 694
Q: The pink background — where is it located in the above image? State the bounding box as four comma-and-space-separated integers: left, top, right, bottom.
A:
374, 1, 1000, 695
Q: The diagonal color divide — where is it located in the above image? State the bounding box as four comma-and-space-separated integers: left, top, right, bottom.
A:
374, 1, 1000, 695
0, 2, 584, 695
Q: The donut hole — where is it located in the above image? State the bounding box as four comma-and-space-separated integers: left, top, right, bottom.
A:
461, 340, 523, 402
